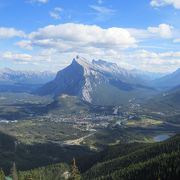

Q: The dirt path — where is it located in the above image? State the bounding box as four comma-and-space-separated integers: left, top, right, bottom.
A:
64, 133, 95, 145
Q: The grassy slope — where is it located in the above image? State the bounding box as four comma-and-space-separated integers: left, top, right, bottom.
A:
46, 95, 92, 115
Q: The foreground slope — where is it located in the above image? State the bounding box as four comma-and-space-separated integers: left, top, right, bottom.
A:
18, 163, 69, 180
82, 134, 180, 180
4, 134, 179, 180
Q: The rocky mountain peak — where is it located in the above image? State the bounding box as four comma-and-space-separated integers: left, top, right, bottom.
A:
72, 56, 92, 69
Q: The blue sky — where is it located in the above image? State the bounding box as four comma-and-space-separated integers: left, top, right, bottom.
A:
0, 0, 180, 72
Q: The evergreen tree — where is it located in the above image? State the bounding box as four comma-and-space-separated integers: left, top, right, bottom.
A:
11, 162, 18, 180
0, 169, 5, 180
69, 158, 81, 180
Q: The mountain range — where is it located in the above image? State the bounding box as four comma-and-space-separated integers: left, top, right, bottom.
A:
0, 68, 55, 84
151, 68, 180, 90
0, 56, 179, 107
0, 68, 55, 92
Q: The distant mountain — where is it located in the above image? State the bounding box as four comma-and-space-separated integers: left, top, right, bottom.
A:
0, 68, 55, 92
0, 68, 55, 84
151, 68, 180, 90
130, 69, 165, 81
160, 87, 180, 110
37, 56, 156, 106
144, 69, 180, 113
144, 86, 180, 113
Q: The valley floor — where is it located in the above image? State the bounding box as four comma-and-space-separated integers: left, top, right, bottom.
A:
0, 92, 179, 179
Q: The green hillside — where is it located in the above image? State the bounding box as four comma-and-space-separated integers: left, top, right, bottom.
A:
144, 89, 180, 114
82, 134, 180, 180
18, 163, 69, 180
46, 95, 92, 115
0, 132, 93, 175
1, 134, 179, 180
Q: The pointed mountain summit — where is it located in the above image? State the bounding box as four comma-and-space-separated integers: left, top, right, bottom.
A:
37, 56, 87, 99
73, 55, 92, 69
37, 56, 156, 105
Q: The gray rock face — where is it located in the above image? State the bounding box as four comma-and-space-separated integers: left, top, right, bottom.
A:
37, 58, 85, 96
37, 56, 156, 105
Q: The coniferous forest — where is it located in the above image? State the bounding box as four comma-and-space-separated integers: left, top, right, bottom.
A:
0, 134, 179, 180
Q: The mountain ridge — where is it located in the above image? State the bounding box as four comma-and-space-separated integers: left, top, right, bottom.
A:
0, 68, 55, 85
151, 68, 180, 90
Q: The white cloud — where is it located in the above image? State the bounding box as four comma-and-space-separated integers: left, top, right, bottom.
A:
127, 28, 152, 39
2, 48, 179, 72
49, 7, 62, 20
0, 49, 76, 70
0, 27, 25, 39
28, 0, 49, 4
90, 5, 114, 14
13, 23, 179, 72
90, 5, 115, 21
127, 24, 174, 40
130, 50, 180, 59
0, 49, 57, 65
127, 50, 180, 72
37, 0, 48, 3
0, 51, 32, 62
16, 40, 33, 50
14, 23, 136, 70
147, 24, 173, 38
22, 23, 136, 51
150, 0, 180, 9
173, 38, 180, 43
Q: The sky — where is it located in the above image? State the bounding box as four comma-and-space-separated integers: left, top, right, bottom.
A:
0, 0, 180, 72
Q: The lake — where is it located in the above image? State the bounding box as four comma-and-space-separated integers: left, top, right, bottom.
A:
153, 134, 170, 142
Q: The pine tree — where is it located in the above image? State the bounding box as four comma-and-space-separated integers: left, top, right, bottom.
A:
69, 158, 81, 180
0, 169, 5, 180
11, 162, 18, 180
